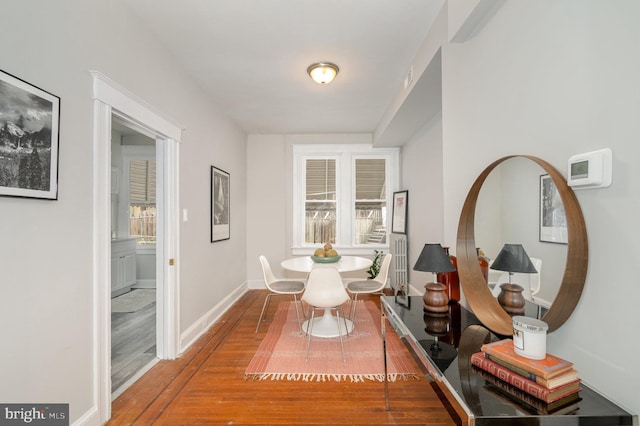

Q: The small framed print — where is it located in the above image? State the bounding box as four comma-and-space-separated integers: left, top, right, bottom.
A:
0, 69, 60, 200
391, 190, 408, 234
211, 166, 230, 242
539, 174, 567, 244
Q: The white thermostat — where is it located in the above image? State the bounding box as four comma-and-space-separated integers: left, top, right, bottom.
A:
567, 148, 612, 189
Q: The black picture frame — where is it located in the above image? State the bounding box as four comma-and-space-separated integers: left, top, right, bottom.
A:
0, 69, 60, 200
391, 190, 408, 234
211, 166, 230, 242
539, 174, 567, 244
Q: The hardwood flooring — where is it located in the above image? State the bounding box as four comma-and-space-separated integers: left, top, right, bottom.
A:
112, 291, 157, 393
109, 290, 458, 425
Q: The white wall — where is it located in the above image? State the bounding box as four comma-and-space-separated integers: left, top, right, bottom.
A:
0, 1, 246, 423
400, 114, 446, 291
441, 0, 640, 413
246, 134, 289, 281
246, 133, 373, 284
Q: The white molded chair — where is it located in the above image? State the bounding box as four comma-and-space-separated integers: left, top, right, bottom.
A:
301, 266, 350, 362
255, 255, 305, 333
343, 253, 392, 320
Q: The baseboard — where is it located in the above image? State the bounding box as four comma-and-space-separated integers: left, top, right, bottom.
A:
180, 282, 249, 352
71, 406, 98, 426
132, 279, 156, 289
247, 279, 266, 289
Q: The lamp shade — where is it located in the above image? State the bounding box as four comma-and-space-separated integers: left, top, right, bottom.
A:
490, 244, 537, 274
413, 244, 456, 273
307, 62, 339, 84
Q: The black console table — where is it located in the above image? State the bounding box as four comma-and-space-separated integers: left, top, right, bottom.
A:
381, 295, 636, 425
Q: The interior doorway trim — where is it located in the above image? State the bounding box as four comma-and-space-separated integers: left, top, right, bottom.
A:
91, 71, 181, 423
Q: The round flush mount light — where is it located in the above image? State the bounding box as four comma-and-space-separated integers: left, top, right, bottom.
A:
307, 62, 339, 84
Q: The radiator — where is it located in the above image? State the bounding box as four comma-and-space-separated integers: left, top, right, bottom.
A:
392, 235, 407, 292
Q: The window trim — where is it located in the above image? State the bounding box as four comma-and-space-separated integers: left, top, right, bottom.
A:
292, 144, 399, 256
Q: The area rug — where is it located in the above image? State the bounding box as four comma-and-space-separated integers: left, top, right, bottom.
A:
111, 289, 156, 313
245, 300, 419, 382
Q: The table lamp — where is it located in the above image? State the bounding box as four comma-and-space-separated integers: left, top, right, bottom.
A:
414, 244, 456, 315
490, 243, 537, 315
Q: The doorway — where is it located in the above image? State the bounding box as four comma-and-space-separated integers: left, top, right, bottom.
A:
92, 71, 181, 423
110, 119, 158, 396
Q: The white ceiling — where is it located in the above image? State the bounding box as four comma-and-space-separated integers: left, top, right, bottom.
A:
121, 0, 444, 135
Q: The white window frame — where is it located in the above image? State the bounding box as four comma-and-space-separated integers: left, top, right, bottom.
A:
292, 144, 399, 256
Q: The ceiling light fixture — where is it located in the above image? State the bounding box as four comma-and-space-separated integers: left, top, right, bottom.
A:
307, 62, 339, 84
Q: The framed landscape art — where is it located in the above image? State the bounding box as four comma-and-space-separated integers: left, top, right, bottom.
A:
0, 69, 60, 200
211, 165, 230, 242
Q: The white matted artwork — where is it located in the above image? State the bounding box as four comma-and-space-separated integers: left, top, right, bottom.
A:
539, 174, 567, 244
391, 190, 408, 234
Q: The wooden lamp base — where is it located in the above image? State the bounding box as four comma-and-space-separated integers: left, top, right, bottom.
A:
497, 283, 526, 315
423, 282, 449, 316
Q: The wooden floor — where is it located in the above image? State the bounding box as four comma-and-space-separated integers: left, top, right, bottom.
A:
109, 290, 458, 425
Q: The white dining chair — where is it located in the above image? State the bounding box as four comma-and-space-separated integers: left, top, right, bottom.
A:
255, 255, 306, 333
343, 253, 392, 320
301, 266, 350, 362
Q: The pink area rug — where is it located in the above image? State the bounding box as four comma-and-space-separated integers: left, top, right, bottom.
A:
245, 301, 419, 382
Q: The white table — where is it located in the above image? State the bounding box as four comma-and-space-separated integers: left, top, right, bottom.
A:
280, 255, 372, 274
281, 256, 373, 337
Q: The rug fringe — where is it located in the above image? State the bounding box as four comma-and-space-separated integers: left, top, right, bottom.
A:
244, 373, 419, 383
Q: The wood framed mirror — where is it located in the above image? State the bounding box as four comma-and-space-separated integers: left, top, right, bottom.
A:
456, 155, 588, 336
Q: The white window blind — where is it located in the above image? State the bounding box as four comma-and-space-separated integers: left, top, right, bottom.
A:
305, 159, 337, 244
355, 158, 386, 201
129, 160, 156, 203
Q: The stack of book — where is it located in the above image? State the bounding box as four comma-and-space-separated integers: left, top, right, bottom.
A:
471, 338, 581, 414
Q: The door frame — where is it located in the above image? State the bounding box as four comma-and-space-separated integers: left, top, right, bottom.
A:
91, 71, 181, 423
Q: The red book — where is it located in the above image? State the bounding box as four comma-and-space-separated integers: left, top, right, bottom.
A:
481, 338, 573, 379
471, 352, 580, 403
474, 366, 582, 415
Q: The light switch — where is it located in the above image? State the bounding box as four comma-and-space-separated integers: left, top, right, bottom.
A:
183, 208, 188, 222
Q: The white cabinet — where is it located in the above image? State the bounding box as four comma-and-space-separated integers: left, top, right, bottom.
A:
111, 238, 137, 294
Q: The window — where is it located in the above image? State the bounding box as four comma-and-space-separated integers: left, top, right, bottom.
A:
354, 158, 387, 244
305, 158, 337, 244
117, 142, 156, 245
293, 145, 399, 254
128, 159, 156, 244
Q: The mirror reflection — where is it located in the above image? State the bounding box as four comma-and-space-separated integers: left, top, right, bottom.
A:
474, 157, 568, 311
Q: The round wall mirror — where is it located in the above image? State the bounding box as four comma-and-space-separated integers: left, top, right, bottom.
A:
456, 155, 588, 336
476, 157, 569, 307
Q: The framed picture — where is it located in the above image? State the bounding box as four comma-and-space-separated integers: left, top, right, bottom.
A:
391, 190, 408, 234
0, 69, 60, 199
211, 166, 230, 242
539, 174, 567, 244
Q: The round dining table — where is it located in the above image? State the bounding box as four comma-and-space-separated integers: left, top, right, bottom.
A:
281, 255, 373, 338
280, 255, 373, 274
